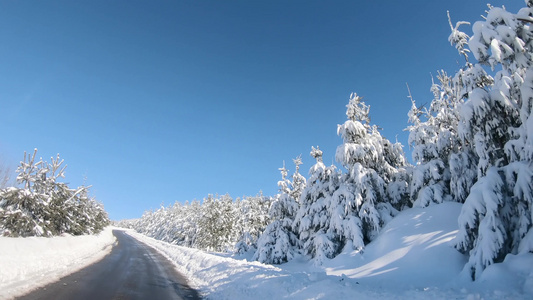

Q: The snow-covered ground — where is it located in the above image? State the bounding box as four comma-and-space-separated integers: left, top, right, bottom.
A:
128, 202, 533, 299
2, 204, 532, 299
0, 227, 116, 300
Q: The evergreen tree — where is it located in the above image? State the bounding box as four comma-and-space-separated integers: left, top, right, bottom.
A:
254, 158, 305, 264
234, 193, 271, 254
218, 194, 237, 251
406, 70, 480, 207
293, 146, 340, 264
450, 2, 533, 279
290, 156, 307, 203
196, 194, 222, 251
336, 94, 405, 243
407, 13, 495, 208
183, 200, 202, 247
0, 149, 109, 237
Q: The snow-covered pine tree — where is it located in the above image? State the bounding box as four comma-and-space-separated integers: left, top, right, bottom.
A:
218, 194, 236, 251
84, 196, 109, 234
336, 93, 406, 243
196, 194, 223, 251
143, 205, 165, 240
407, 70, 477, 207
162, 202, 184, 244
290, 156, 307, 203
133, 209, 152, 236
182, 200, 201, 247
254, 158, 305, 264
0, 189, 47, 237
0, 150, 49, 236
408, 12, 495, 209
384, 141, 411, 211
234, 193, 271, 254
407, 80, 452, 207
230, 197, 246, 250
451, 2, 533, 279
162, 203, 181, 243
293, 146, 341, 264
65, 185, 108, 235
0, 149, 109, 237
325, 171, 364, 255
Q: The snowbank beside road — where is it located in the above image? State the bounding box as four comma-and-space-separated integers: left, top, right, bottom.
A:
0, 227, 116, 300
129, 230, 359, 299
128, 203, 533, 299
324, 202, 467, 288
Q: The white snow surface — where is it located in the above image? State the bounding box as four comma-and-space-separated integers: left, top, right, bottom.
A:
1, 205, 532, 300
323, 202, 466, 287
0, 227, 116, 300
128, 202, 533, 299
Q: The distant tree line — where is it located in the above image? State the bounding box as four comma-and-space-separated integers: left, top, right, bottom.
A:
129, 193, 271, 254
129, 2, 533, 281
0, 149, 110, 237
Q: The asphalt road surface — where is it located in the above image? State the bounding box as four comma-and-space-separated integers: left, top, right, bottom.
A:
18, 230, 201, 300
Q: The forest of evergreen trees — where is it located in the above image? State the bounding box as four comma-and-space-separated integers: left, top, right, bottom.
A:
107, 2, 533, 280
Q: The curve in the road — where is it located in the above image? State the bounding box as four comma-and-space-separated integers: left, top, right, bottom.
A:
17, 230, 201, 300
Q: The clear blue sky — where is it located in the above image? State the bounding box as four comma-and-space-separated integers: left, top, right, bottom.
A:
0, 1, 523, 220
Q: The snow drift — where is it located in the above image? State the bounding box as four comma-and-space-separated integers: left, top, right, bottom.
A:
324, 202, 466, 288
